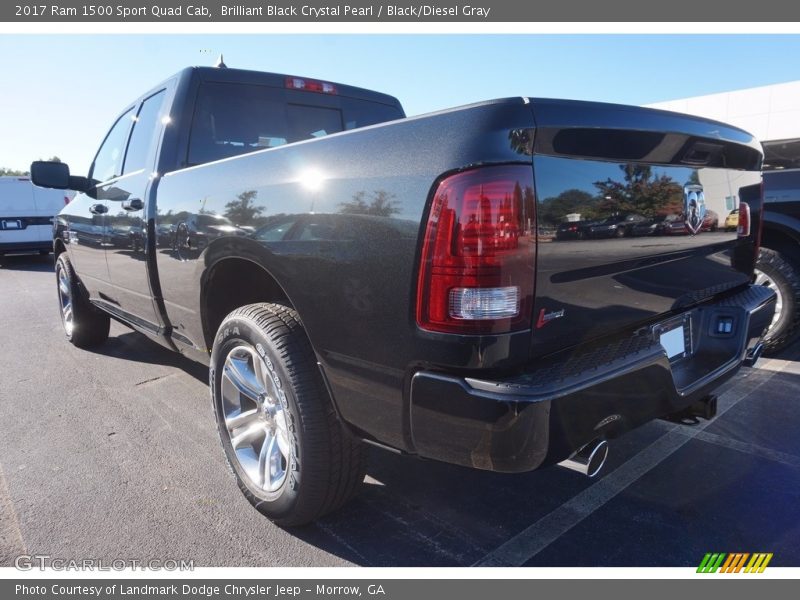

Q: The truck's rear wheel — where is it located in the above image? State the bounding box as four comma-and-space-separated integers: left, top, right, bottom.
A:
210, 303, 365, 526
755, 247, 800, 355
55, 253, 110, 348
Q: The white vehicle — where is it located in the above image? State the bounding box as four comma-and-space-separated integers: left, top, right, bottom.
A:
0, 176, 68, 256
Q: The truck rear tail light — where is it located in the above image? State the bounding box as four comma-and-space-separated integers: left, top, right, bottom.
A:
449, 287, 519, 320
737, 201, 751, 237
416, 165, 536, 334
285, 76, 337, 95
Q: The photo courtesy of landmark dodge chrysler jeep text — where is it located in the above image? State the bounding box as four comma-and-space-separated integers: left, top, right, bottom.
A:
31, 65, 776, 525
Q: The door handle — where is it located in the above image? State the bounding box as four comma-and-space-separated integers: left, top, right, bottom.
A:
122, 198, 144, 211
89, 203, 108, 215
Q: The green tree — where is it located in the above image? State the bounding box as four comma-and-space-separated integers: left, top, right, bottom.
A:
0, 167, 28, 176
593, 164, 682, 218
1, 157, 59, 177
224, 190, 263, 225
339, 190, 400, 217
538, 189, 596, 226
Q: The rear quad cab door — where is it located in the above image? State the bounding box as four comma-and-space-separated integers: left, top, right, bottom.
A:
61, 106, 139, 297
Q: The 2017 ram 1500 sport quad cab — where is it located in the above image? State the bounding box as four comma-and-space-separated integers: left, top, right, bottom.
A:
32, 66, 776, 525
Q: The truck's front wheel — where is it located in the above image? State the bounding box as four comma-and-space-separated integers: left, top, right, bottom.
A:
210, 303, 365, 526
55, 253, 110, 348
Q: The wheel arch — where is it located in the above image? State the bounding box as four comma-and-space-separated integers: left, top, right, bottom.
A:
200, 256, 296, 353
53, 238, 67, 258
761, 220, 800, 265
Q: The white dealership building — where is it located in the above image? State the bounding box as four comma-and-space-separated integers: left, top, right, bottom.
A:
649, 80, 800, 173
648, 80, 800, 217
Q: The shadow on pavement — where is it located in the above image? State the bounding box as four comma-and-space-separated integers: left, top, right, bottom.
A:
288, 419, 675, 566
0, 253, 53, 272
85, 329, 209, 384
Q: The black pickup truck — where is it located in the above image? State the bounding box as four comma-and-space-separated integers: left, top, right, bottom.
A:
32, 66, 776, 525
753, 169, 800, 353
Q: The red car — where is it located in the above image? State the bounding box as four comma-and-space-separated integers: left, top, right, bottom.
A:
661, 210, 719, 235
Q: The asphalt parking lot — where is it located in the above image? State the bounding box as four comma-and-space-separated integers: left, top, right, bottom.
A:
1, 252, 799, 568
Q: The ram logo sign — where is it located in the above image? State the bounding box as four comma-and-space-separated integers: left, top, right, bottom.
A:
697, 552, 773, 573
684, 184, 707, 235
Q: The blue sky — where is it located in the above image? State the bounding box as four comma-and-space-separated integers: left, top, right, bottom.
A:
2, 34, 800, 172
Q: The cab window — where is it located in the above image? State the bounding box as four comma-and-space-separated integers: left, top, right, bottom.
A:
123, 90, 167, 175
91, 108, 135, 183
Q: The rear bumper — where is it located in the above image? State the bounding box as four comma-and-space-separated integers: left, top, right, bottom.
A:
0, 240, 51, 253
409, 284, 776, 473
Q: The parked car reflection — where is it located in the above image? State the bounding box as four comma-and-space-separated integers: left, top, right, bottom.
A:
662, 210, 719, 235
630, 214, 669, 237
555, 220, 595, 240
172, 213, 249, 257
724, 208, 739, 232
156, 223, 176, 249
587, 213, 646, 238
255, 212, 418, 248
252, 212, 418, 315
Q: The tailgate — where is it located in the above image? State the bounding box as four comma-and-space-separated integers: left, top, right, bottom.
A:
529, 99, 763, 352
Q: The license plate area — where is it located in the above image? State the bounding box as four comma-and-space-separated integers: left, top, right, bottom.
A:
652, 313, 692, 362
2, 219, 22, 230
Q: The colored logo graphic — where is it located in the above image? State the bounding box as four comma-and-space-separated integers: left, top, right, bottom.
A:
697, 552, 773, 573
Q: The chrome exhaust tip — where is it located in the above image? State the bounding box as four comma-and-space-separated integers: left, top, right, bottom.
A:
557, 439, 608, 478
743, 342, 765, 367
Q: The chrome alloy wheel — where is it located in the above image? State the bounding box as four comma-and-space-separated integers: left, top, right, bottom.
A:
56, 264, 73, 336
755, 267, 785, 331
221, 345, 291, 492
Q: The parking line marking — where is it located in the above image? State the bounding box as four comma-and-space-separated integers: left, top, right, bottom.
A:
371, 504, 473, 563
473, 365, 784, 567
674, 428, 800, 470
755, 357, 800, 375
371, 486, 493, 554
0, 462, 26, 566
315, 522, 369, 566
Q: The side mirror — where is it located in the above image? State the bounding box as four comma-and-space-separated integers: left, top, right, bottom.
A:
31, 161, 70, 189
30, 161, 92, 193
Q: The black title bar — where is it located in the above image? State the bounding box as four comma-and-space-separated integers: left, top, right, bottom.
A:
4, 579, 799, 599
4, 1, 800, 22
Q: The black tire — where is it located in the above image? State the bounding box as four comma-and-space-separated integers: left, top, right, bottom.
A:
210, 303, 365, 526
755, 247, 800, 355
55, 253, 110, 348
